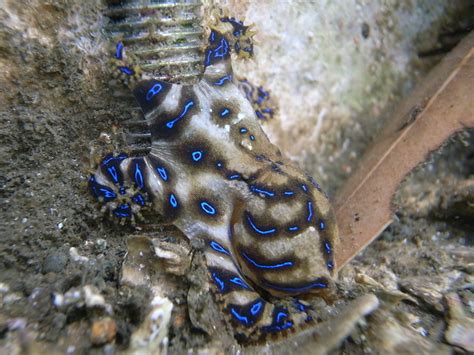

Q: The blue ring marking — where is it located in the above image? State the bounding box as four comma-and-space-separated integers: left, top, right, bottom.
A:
134, 162, 144, 190
115, 42, 124, 60
119, 186, 126, 195
113, 203, 131, 218
283, 190, 295, 196
240, 127, 248, 133
214, 75, 232, 86
230, 308, 250, 326
276, 311, 287, 323
229, 277, 251, 289
211, 272, 225, 292
191, 150, 203, 162
250, 185, 275, 197
219, 108, 230, 118
200, 201, 217, 215
214, 37, 229, 58
246, 213, 277, 235
327, 260, 334, 270
169, 193, 178, 208
250, 135, 255, 141
146, 83, 163, 101
118, 66, 134, 75
288, 226, 299, 232
132, 193, 146, 206
301, 184, 308, 193
209, 240, 230, 255
156, 166, 168, 182
107, 166, 119, 184
227, 173, 241, 180
323, 240, 332, 254
165, 100, 194, 129
242, 252, 293, 269
319, 220, 326, 231
264, 278, 328, 293
307, 201, 313, 222
250, 301, 263, 316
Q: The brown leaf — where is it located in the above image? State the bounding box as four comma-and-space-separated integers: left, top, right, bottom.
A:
334, 31, 474, 269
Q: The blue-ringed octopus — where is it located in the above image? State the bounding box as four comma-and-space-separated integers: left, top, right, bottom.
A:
89, 16, 339, 342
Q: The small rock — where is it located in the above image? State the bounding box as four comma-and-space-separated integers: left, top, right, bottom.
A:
90, 317, 117, 346
129, 294, 173, 353
95, 238, 107, 253
69, 247, 89, 264
399, 271, 462, 312
445, 293, 474, 352
42, 252, 68, 273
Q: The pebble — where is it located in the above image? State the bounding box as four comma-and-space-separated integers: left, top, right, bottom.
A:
90, 317, 117, 346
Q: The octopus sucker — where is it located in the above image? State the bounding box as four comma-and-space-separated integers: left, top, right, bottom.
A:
90, 16, 338, 343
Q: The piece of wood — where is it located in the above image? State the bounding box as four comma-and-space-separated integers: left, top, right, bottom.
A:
334, 31, 474, 270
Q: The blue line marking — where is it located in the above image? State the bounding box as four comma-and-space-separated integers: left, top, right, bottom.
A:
227, 173, 241, 180
301, 184, 308, 193
229, 277, 250, 289
191, 150, 203, 162
209, 30, 216, 43
240, 127, 248, 133
156, 166, 168, 182
230, 308, 250, 326
319, 220, 326, 231
169, 194, 178, 208
219, 108, 230, 117
250, 135, 255, 141
118, 66, 134, 75
246, 213, 277, 235
165, 100, 194, 129
283, 190, 295, 196
211, 273, 225, 292
113, 203, 131, 218
215, 161, 223, 169
146, 83, 163, 101
107, 166, 119, 184
307, 201, 313, 222
250, 185, 275, 197
132, 193, 145, 206
115, 42, 123, 60
288, 226, 299, 232
101, 153, 128, 166
323, 240, 332, 254
134, 163, 144, 190
200, 201, 217, 215
242, 252, 293, 269
327, 260, 334, 270
99, 187, 116, 200
214, 75, 232, 86
209, 241, 230, 255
